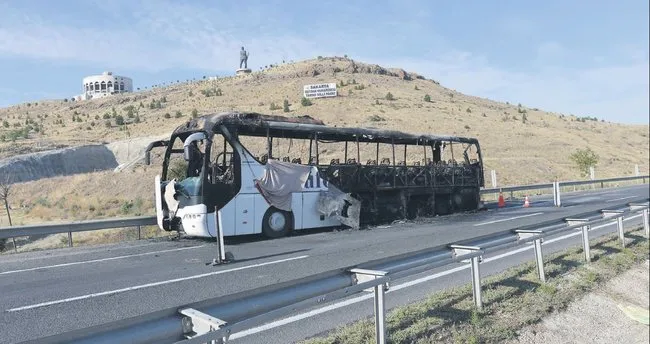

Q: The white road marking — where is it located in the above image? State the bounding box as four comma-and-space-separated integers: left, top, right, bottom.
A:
6, 255, 309, 312
473, 212, 544, 227
230, 214, 643, 340
0, 245, 207, 275
606, 196, 635, 203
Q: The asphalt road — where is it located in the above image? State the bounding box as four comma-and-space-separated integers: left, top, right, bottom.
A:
0, 184, 647, 344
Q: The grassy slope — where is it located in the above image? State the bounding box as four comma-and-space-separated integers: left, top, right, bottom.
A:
0, 57, 648, 225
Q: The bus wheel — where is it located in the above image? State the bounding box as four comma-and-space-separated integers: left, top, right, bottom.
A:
262, 207, 293, 238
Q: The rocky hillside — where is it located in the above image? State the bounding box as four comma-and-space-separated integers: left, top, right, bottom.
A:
0, 56, 648, 225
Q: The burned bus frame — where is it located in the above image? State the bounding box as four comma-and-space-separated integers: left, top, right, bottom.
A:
151, 112, 485, 229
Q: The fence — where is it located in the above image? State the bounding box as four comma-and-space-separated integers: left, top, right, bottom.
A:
35, 198, 649, 344
1, 175, 648, 250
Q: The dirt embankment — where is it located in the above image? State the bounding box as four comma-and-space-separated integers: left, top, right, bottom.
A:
0, 135, 165, 183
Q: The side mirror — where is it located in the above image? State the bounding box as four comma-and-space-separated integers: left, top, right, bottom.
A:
183, 145, 194, 161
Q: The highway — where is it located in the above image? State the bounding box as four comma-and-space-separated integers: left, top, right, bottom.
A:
0, 184, 648, 344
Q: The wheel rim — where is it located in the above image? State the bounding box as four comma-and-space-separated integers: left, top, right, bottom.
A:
268, 212, 286, 232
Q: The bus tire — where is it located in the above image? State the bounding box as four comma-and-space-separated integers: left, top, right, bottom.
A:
262, 207, 293, 238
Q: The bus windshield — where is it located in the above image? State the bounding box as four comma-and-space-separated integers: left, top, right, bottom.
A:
163, 133, 208, 197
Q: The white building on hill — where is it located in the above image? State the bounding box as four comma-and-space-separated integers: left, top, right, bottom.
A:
74, 71, 133, 101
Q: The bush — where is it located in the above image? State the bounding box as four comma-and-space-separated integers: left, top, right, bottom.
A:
283, 99, 290, 112
368, 114, 385, 122
385, 92, 395, 101
175, 111, 182, 118
164, 113, 171, 119
423, 94, 431, 102
115, 115, 124, 125
191, 109, 199, 118
466, 107, 472, 113
569, 148, 599, 177
269, 102, 281, 111
301, 97, 312, 107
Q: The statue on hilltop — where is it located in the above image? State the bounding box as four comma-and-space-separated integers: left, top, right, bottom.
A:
240, 47, 249, 69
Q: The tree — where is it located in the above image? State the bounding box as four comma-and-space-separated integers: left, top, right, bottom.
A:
569, 147, 599, 177
0, 175, 13, 251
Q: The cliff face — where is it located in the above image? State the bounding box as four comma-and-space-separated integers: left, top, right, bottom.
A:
0, 145, 118, 183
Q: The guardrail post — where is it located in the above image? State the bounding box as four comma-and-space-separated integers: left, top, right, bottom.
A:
212, 212, 233, 266
450, 245, 483, 309
490, 170, 497, 188
552, 181, 562, 207
137, 225, 141, 240
630, 203, 650, 238
516, 230, 545, 283
351, 269, 389, 344
566, 218, 591, 262
68, 232, 73, 248
602, 210, 625, 248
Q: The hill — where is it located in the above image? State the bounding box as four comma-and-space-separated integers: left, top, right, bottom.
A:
0, 56, 648, 226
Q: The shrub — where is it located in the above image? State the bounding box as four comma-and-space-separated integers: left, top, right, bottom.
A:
301, 97, 312, 106
385, 92, 395, 101
569, 148, 599, 177
414, 85, 419, 90
175, 111, 182, 118
466, 107, 472, 113
424, 94, 431, 102
368, 114, 385, 122
115, 115, 124, 125
269, 102, 281, 111
283, 99, 290, 112
191, 109, 199, 118
164, 113, 171, 119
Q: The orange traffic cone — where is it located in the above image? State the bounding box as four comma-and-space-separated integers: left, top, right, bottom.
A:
523, 195, 530, 208
498, 191, 505, 208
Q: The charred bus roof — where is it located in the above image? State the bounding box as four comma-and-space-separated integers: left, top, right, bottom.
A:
171, 111, 479, 145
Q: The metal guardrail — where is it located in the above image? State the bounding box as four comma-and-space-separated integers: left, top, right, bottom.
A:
0, 216, 156, 246
35, 198, 650, 344
1, 175, 647, 247
480, 175, 648, 196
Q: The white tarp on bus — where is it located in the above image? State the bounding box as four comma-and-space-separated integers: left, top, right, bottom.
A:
254, 159, 312, 211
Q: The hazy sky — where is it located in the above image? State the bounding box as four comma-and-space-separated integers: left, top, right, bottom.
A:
0, 0, 648, 123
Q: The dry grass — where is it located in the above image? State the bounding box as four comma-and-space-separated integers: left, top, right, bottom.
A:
0, 167, 157, 226
300, 228, 649, 344
0, 56, 648, 225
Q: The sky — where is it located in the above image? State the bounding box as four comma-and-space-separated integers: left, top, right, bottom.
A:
0, 0, 648, 124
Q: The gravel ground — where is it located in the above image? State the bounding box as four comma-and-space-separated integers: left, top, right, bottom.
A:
509, 260, 650, 344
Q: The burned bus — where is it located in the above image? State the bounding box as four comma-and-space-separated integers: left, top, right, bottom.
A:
149, 112, 485, 239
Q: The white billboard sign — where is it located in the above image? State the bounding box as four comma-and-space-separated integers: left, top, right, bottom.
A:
303, 83, 337, 99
